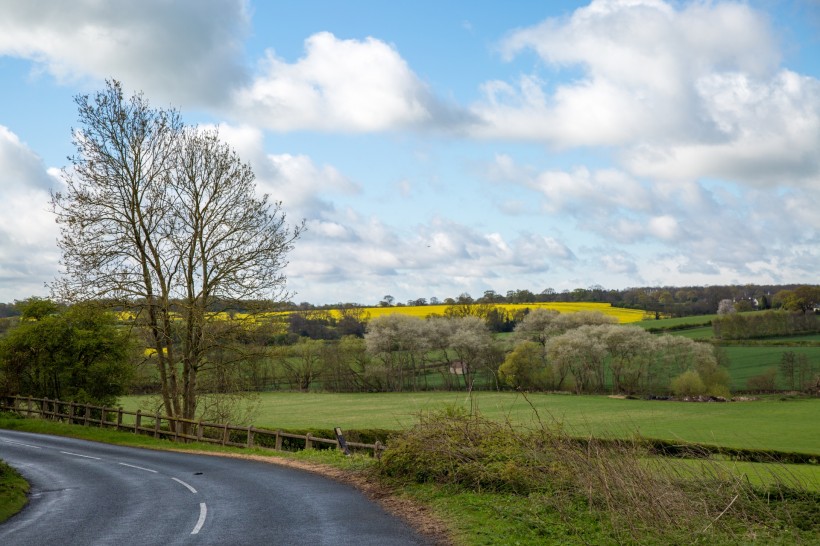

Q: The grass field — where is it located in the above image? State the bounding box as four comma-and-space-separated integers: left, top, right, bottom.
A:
666, 326, 714, 339
121, 392, 820, 455
633, 315, 820, 390
722, 345, 820, 389
635, 315, 716, 328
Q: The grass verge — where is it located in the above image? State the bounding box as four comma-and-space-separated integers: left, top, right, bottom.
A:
0, 459, 29, 524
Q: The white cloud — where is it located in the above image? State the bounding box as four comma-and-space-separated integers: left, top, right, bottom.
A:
284, 211, 579, 304
472, 0, 820, 187
0, 126, 61, 301
234, 32, 468, 132
647, 215, 679, 241
600, 252, 639, 276
0, 0, 249, 106
482, 152, 820, 284
625, 70, 820, 186
530, 166, 650, 214
202, 123, 360, 219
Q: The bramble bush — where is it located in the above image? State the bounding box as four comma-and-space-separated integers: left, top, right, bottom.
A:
379, 408, 819, 543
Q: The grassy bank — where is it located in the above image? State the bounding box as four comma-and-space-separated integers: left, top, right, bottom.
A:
0, 459, 29, 524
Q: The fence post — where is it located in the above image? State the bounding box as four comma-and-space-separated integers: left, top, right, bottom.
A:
84, 403, 91, 426
116, 408, 123, 430
222, 423, 229, 446
154, 412, 161, 438
100, 406, 107, 427
43, 397, 51, 419
196, 421, 203, 442
374, 441, 383, 460
68, 402, 75, 424
135, 410, 142, 433
27, 396, 32, 417
275, 430, 283, 451
305, 433, 313, 450
247, 426, 254, 448
334, 427, 351, 456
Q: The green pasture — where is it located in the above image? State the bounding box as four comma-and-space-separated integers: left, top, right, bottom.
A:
635, 315, 716, 329
666, 326, 714, 339
121, 392, 820, 455
722, 345, 820, 389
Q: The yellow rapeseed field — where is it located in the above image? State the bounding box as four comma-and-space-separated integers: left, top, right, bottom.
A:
121, 301, 647, 339
340, 302, 648, 323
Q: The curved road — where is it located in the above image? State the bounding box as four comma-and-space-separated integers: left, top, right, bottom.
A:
0, 430, 429, 545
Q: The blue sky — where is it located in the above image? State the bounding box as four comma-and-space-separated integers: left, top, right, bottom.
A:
1, 0, 819, 305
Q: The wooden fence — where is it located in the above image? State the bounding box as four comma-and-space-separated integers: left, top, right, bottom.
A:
0, 395, 384, 458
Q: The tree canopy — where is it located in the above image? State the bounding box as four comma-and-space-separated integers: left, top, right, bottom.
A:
0, 300, 133, 406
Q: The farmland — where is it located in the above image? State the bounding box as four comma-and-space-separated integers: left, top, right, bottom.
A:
8, 301, 820, 544
352, 302, 649, 323
120, 391, 820, 455
634, 314, 820, 390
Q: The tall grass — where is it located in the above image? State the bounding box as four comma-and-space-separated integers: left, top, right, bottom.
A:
379, 408, 819, 543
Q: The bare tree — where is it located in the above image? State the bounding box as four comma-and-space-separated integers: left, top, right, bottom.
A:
51, 80, 302, 426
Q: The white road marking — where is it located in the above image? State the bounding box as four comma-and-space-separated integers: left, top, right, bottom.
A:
118, 462, 158, 473
60, 451, 101, 460
0, 439, 41, 449
171, 477, 198, 494
191, 503, 207, 535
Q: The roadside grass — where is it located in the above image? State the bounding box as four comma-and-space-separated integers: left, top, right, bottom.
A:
400, 484, 608, 545
120, 392, 820, 455
0, 459, 28, 524
0, 416, 363, 468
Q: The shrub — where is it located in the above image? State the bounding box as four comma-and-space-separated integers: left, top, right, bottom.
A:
378, 409, 818, 543
747, 367, 778, 392
670, 370, 706, 397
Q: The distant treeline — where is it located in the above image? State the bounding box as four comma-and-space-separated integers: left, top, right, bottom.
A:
285, 283, 817, 319
3, 283, 817, 320
713, 311, 820, 340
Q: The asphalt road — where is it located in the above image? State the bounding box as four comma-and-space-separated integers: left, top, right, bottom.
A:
0, 430, 429, 545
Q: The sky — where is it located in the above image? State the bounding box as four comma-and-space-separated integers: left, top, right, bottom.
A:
1, 0, 819, 306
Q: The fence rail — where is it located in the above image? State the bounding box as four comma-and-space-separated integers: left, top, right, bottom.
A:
0, 395, 384, 458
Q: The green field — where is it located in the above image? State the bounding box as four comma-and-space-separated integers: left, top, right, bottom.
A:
121, 392, 820, 455
636, 315, 716, 328
633, 314, 820, 390
722, 345, 820, 389
667, 326, 714, 339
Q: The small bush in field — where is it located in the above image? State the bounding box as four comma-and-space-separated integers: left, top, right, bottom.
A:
670, 369, 706, 396
747, 367, 778, 391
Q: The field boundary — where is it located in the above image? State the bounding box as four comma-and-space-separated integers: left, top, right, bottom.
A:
0, 395, 384, 458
